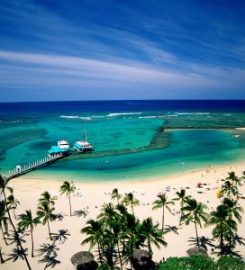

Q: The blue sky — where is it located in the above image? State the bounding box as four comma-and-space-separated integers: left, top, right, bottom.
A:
0, 0, 244, 101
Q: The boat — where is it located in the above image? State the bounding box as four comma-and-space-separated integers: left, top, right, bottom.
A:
73, 122, 93, 153
73, 140, 93, 153
57, 140, 70, 150
48, 140, 71, 156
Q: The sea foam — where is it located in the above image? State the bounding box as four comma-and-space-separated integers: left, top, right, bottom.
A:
60, 115, 92, 121
60, 115, 79, 119
107, 112, 142, 117
138, 116, 158, 119
79, 117, 92, 121
176, 112, 210, 116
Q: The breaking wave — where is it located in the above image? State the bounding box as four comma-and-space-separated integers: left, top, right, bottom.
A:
107, 112, 142, 117
138, 116, 158, 119
60, 115, 79, 119
176, 112, 210, 116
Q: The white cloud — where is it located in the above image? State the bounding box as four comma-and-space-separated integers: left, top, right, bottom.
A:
0, 50, 244, 101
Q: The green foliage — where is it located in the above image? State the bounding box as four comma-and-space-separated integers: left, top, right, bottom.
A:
152, 192, 174, 231
158, 255, 216, 270
59, 181, 76, 196
158, 256, 245, 270
122, 192, 140, 213
208, 197, 244, 256
81, 190, 166, 269
216, 256, 245, 270
182, 198, 208, 247
37, 192, 58, 239
60, 181, 76, 216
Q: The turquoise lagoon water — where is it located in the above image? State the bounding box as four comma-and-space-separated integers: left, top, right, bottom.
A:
0, 100, 245, 182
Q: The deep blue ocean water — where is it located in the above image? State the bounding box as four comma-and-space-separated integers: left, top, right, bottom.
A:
0, 100, 245, 181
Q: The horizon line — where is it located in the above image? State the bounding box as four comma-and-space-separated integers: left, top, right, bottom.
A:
1, 98, 245, 104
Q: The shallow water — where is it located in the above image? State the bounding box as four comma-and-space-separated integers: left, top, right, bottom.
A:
0, 100, 245, 181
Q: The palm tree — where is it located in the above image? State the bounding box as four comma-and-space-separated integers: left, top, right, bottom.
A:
140, 217, 167, 258
221, 180, 238, 200
152, 193, 174, 231
227, 171, 241, 189
122, 193, 140, 214
98, 203, 117, 228
123, 212, 143, 254
39, 191, 55, 207
222, 198, 243, 223
18, 210, 40, 257
110, 220, 124, 269
222, 198, 243, 249
37, 202, 57, 240
174, 188, 191, 225
0, 174, 31, 269
59, 181, 76, 216
6, 187, 20, 219
116, 203, 136, 254
223, 172, 242, 200
99, 229, 117, 268
81, 219, 104, 264
111, 188, 122, 206
0, 201, 9, 245
209, 204, 237, 256
182, 198, 208, 248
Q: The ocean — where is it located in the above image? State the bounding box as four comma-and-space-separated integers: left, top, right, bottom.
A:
0, 100, 245, 182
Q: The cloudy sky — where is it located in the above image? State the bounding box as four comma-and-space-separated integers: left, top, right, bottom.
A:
0, 0, 244, 101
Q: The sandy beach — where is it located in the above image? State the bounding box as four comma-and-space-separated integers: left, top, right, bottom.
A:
1, 160, 245, 269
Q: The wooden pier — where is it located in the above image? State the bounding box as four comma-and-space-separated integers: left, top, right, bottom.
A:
7, 154, 64, 180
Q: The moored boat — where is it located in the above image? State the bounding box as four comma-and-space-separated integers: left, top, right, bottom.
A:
73, 140, 93, 153
48, 140, 71, 156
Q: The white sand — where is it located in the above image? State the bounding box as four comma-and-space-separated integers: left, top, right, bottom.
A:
1, 161, 245, 269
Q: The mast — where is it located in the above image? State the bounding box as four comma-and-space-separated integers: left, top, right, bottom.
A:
83, 120, 88, 141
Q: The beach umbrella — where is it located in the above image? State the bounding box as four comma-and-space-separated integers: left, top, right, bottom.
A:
216, 189, 223, 198
130, 249, 156, 270
71, 251, 97, 270
186, 246, 207, 256
197, 183, 203, 188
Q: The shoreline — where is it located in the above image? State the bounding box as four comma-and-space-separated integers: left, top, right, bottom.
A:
1, 159, 245, 270
11, 158, 245, 187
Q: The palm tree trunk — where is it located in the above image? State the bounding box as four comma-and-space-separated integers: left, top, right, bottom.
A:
3, 189, 32, 270
179, 201, 183, 225
162, 206, 165, 232
117, 242, 123, 269
148, 239, 153, 259
194, 222, 199, 247
97, 243, 103, 264
68, 194, 72, 216
220, 232, 225, 255
106, 246, 114, 268
131, 204, 134, 214
30, 227, 34, 257
47, 219, 51, 240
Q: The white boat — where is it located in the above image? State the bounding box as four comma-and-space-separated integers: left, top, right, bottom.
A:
57, 140, 70, 150
48, 140, 71, 155
73, 140, 93, 153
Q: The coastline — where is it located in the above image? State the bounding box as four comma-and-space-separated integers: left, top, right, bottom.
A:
1, 159, 245, 269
